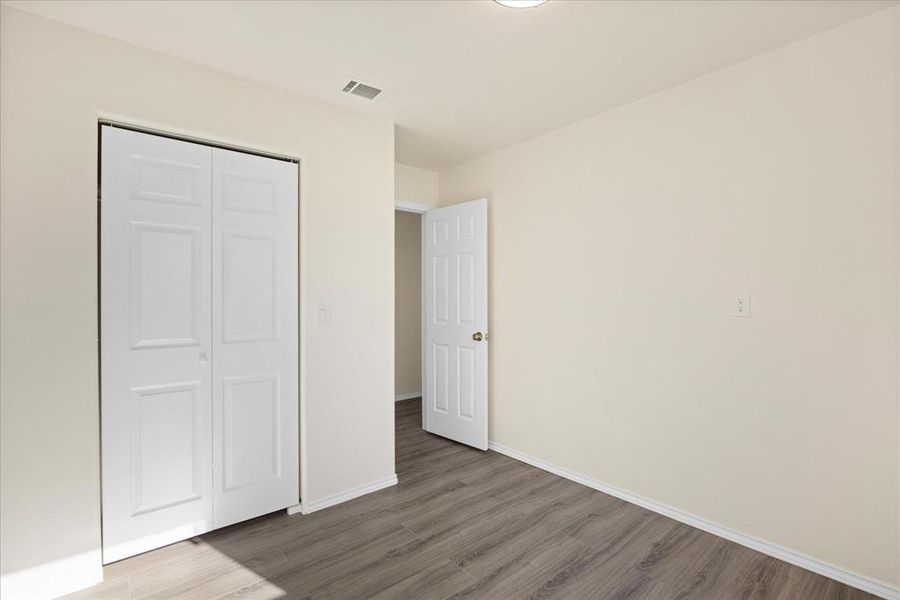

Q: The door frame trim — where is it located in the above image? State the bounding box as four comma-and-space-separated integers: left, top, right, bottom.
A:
98, 115, 300, 164
395, 201, 430, 214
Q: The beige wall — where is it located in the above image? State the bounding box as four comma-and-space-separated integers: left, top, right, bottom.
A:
395, 163, 439, 207
440, 8, 899, 588
395, 211, 422, 398
0, 5, 395, 593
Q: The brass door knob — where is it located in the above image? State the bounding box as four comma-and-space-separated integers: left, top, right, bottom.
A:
472, 332, 484, 342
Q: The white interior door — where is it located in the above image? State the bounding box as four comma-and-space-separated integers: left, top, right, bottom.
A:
211, 148, 299, 528
423, 199, 488, 450
101, 127, 214, 563
101, 126, 299, 562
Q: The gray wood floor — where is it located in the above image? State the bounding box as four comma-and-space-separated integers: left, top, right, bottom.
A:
68, 398, 877, 599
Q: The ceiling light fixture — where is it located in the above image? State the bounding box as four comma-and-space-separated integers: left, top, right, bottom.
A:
494, 0, 548, 8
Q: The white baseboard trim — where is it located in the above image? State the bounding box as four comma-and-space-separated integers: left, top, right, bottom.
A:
395, 392, 422, 402
286, 503, 303, 516
488, 441, 899, 600
0, 549, 103, 600
299, 474, 399, 515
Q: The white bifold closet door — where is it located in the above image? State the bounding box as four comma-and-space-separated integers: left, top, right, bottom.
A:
100, 126, 298, 564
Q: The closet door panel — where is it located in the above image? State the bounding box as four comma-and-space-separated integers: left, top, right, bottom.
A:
100, 127, 214, 563
211, 148, 299, 528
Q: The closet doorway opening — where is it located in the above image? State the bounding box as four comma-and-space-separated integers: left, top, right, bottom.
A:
99, 123, 300, 563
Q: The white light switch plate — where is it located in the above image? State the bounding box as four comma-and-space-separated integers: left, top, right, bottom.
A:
732, 292, 751, 317
315, 303, 332, 326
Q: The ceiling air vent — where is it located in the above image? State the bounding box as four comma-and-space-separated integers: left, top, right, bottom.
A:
342, 80, 382, 100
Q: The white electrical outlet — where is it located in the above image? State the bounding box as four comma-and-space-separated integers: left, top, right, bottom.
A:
732, 292, 751, 317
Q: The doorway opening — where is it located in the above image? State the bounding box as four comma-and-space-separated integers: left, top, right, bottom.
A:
394, 207, 424, 417
98, 123, 300, 564
395, 198, 489, 452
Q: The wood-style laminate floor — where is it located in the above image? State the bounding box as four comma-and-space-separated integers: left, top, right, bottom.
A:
67, 399, 877, 600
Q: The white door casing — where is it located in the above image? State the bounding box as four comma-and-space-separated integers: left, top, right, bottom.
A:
211, 148, 299, 529
423, 199, 488, 450
101, 127, 214, 563
100, 126, 299, 562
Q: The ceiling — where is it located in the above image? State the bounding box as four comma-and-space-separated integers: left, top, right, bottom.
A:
6, 0, 895, 170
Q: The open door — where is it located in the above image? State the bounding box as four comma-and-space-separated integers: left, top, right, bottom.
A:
423, 198, 488, 450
